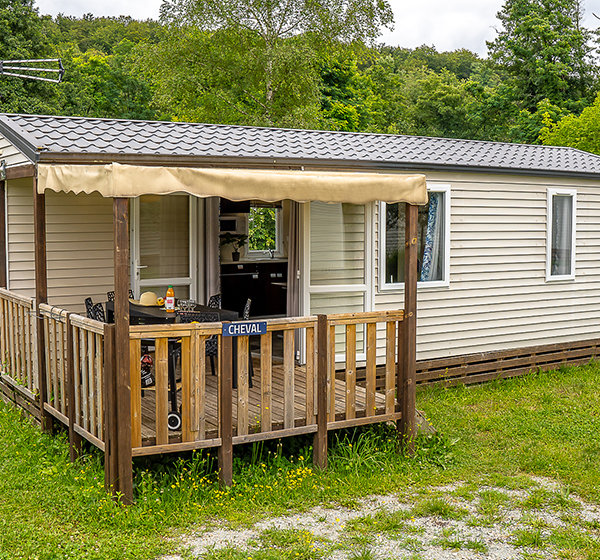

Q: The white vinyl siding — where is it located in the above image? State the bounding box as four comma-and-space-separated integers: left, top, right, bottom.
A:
0, 134, 32, 168
373, 172, 600, 361
7, 181, 114, 314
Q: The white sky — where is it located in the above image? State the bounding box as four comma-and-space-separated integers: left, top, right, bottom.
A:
34, 0, 600, 57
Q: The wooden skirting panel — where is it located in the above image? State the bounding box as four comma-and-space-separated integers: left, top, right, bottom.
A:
352, 338, 600, 389
0, 377, 39, 420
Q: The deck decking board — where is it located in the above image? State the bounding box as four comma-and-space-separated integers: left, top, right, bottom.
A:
138, 358, 386, 444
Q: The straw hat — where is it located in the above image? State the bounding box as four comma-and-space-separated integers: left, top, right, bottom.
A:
129, 291, 159, 306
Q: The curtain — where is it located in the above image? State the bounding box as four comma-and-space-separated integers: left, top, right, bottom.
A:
286, 201, 300, 317
552, 195, 573, 276
420, 192, 444, 282
204, 196, 220, 302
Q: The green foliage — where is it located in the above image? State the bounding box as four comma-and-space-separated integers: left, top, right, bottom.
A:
540, 93, 600, 154
248, 207, 277, 251
147, 0, 394, 127
320, 53, 384, 132
487, 0, 598, 113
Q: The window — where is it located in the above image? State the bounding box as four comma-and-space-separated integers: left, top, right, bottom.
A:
381, 185, 450, 289
547, 189, 576, 281
248, 203, 282, 255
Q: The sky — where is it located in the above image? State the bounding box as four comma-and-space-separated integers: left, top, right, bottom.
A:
34, 0, 600, 57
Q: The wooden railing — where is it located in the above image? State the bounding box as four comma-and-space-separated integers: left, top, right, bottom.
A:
0, 286, 413, 497
0, 288, 37, 401
325, 310, 403, 429
40, 305, 105, 450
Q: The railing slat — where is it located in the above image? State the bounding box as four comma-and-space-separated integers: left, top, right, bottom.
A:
196, 334, 206, 439
237, 336, 249, 436
305, 327, 315, 424
328, 324, 335, 422
260, 332, 272, 432
88, 330, 96, 437
18, 305, 25, 384
345, 324, 356, 420
386, 322, 396, 414
8, 301, 15, 380
366, 323, 377, 417
73, 326, 81, 427
0, 298, 5, 374
81, 328, 89, 432
130, 339, 142, 448
283, 330, 295, 430
181, 336, 192, 442
155, 337, 169, 445
97, 333, 104, 440
59, 320, 66, 414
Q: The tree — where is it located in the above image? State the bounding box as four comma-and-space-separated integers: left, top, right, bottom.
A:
487, 0, 598, 113
539, 93, 600, 154
146, 0, 394, 126
0, 0, 58, 113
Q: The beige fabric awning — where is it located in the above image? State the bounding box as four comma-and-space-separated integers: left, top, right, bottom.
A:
38, 162, 428, 205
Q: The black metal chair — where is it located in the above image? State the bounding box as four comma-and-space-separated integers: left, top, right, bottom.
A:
107, 289, 134, 302
92, 302, 105, 323
84, 297, 95, 319
207, 293, 221, 309
177, 311, 220, 376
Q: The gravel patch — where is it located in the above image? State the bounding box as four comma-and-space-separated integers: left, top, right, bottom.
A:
164, 477, 600, 559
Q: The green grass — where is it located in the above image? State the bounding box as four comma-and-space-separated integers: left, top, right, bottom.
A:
1, 361, 600, 558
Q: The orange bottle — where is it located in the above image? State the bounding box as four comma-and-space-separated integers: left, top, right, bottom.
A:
165, 285, 175, 312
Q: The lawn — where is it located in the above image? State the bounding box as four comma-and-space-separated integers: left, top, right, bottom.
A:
1, 362, 599, 559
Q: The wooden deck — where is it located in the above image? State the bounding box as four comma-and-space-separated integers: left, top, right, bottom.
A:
139, 357, 387, 445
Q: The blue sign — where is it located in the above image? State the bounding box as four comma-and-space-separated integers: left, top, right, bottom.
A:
222, 321, 267, 337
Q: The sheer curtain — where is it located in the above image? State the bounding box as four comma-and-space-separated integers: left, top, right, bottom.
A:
420, 192, 444, 282
204, 197, 220, 302
551, 195, 573, 276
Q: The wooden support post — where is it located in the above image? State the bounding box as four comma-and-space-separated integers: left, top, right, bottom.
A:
0, 180, 6, 288
218, 332, 233, 487
313, 314, 328, 469
33, 178, 52, 433
103, 324, 118, 494
113, 198, 132, 504
66, 313, 82, 462
399, 203, 418, 454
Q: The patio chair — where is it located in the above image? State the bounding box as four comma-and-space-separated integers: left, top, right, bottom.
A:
176, 311, 220, 377
84, 297, 95, 319
207, 293, 221, 309
92, 302, 105, 323
107, 289, 134, 302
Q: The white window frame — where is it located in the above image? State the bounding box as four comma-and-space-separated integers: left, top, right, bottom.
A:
130, 194, 198, 299
379, 183, 451, 291
546, 188, 577, 282
246, 205, 284, 259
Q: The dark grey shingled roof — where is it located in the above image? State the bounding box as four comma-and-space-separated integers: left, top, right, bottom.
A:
2, 112, 600, 178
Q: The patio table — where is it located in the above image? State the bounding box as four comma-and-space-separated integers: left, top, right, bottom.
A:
105, 301, 238, 325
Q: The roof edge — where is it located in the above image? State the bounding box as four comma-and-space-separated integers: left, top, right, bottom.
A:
35, 151, 600, 181
0, 116, 40, 163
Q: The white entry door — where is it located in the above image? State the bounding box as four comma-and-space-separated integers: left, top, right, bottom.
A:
130, 194, 198, 300
303, 201, 372, 361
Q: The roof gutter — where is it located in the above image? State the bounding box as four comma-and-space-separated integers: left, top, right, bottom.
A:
35, 151, 600, 182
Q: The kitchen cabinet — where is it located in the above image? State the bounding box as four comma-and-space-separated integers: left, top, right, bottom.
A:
221, 260, 288, 317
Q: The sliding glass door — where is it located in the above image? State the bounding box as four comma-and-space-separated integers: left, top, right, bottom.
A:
131, 194, 198, 300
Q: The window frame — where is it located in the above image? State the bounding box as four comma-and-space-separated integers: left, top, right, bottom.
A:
546, 188, 577, 282
246, 204, 284, 258
379, 183, 451, 292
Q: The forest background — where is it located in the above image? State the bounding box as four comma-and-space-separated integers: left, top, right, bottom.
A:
2, 0, 600, 153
